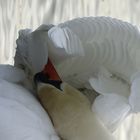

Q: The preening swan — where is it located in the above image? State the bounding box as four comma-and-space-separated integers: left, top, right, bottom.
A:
15, 17, 140, 131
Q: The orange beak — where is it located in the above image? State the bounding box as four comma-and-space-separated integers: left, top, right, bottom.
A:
42, 58, 61, 81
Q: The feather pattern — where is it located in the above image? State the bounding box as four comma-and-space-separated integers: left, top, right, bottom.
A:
47, 17, 140, 130
15, 17, 140, 130
50, 17, 140, 85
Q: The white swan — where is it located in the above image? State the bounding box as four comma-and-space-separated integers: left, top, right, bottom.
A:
15, 16, 140, 131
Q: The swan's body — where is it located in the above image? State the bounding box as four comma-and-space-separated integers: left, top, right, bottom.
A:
48, 17, 140, 86
0, 65, 59, 140
47, 17, 140, 129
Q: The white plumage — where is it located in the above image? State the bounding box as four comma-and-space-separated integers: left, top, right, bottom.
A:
0, 65, 59, 140
15, 16, 140, 131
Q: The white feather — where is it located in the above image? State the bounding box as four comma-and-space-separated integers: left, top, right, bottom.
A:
47, 17, 140, 129
92, 94, 130, 131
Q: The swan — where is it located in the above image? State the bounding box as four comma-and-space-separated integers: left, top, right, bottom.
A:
15, 16, 140, 131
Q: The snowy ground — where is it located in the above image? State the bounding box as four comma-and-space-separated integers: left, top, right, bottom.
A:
0, 0, 140, 140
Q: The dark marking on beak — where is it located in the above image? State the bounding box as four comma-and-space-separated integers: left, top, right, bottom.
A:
34, 72, 62, 90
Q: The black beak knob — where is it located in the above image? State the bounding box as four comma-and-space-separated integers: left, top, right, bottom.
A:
34, 72, 62, 90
